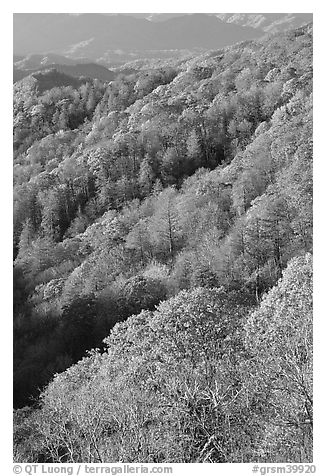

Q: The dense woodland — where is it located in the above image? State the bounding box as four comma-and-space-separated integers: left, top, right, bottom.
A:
13, 23, 312, 463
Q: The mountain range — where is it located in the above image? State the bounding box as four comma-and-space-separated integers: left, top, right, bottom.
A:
13, 13, 261, 58
13, 13, 312, 85
98, 13, 313, 30
14, 13, 312, 61
214, 13, 312, 32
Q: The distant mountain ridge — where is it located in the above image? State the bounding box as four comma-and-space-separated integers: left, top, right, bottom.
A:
14, 53, 92, 70
99, 13, 313, 30
13, 56, 116, 83
13, 13, 263, 60
13, 13, 313, 84
215, 13, 312, 32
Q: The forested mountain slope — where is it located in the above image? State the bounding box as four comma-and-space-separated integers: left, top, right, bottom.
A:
13, 23, 313, 462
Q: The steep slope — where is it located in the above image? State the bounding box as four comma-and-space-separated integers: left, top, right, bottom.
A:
13, 23, 312, 424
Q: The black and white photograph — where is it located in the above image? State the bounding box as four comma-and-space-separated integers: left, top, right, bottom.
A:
10, 4, 317, 471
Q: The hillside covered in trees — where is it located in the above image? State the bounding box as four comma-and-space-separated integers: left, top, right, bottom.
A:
13, 22, 313, 463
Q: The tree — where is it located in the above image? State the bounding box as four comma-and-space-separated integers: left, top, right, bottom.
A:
148, 187, 182, 259
59, 295, 98, 361
161, 147, 182, 185
138, 156, 155, 197
125, 218, 152, 265
186, 129, 202, 169
17, 219, 34, 256
117, 275, 167, 317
